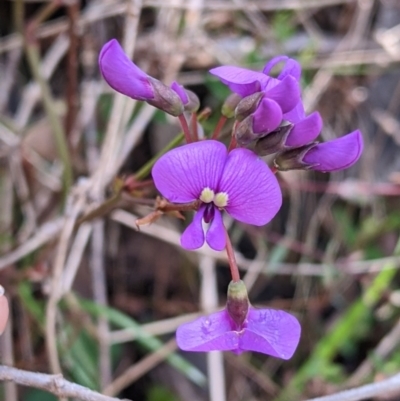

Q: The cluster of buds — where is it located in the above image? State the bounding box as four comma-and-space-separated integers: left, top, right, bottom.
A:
213, 57, 363, 172
98, 39, 364, 359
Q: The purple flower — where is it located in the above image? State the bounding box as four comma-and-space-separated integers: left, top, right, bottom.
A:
263, 55, 302, 80
262, 56, 323, 150
99, 39, 184, 116
177, 280, 301, 358
255, 111, 323, 155
176, 305, 301, 359
275, 130, 363, 172
210, 65, 300, 119
152, 140, 282, 251
99, 39, 154, 101
303, 130, 363, 172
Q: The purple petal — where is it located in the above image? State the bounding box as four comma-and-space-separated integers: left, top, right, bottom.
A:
99, 39, 154, 101
152, 140, 227, 203
263, 55, 302, 81
240, 308, 301, 359
219, 148, 282, 225
283, 101, 305, 123
206, 209, 226, 251
285, 111, 323, 147
209, 66, 269, 97
171, 81, 189, 105
264, 75, 301, 113
252, 98, 283, 134
176, 310, 239, 352
303, 130, 363, 172
181, 206, 206, 250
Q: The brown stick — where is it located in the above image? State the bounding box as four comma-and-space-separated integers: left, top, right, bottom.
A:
0, 365, 131, 401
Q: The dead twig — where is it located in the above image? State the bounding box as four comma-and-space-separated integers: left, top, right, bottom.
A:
0, 365, 131, 401
304, 372, 400, 401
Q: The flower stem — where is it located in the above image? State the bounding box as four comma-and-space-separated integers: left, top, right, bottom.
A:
228, 121, 238, 151
190, 113, 199, 141
225, 228, 240, 282
178, 114, 192, 143
228, 136, 237, 152
211, 116, 227, 140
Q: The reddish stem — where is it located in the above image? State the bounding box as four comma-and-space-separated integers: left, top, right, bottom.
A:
190, 113, 199, 142
225, 228, 240, 282
228, 136, 237, 152
178, 114, 192, 143
211, 116, 227, 140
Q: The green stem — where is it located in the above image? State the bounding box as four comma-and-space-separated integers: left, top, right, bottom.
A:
24, 44, 73, 198
134, 132, 184, 180
14, 0, 72, 200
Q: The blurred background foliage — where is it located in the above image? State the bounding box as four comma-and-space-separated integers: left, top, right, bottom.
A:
1, 0, 400, 400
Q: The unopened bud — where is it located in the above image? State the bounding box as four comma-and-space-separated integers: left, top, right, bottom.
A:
227, 280, 249, 328
235, 92, 263, 121
148, 78, 184, 116
274, 143, 317, 171
184, 90, 200, 112
235, 116, 258, 146
221, 93, 242, 118
255, 122, 294, 155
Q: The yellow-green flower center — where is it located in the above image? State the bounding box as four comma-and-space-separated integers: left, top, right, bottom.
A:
214, 192, 229, 208
200, 187, 215, 203
200, 188, 229, 208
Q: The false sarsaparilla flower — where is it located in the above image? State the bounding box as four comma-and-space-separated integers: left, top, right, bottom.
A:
210, 58, 306, 146
99, 39, 199, 116
274, 130, 363, 172
210, 64, 301, 139
177, 280, 301, 359
151, 140, 282, 251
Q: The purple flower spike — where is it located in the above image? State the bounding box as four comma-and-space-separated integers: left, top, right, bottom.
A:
303, 130, 363, 172
176, 307, 301, 359
285, 111, 323, 147
99, 39, 154, 101
152, 140, 281, 251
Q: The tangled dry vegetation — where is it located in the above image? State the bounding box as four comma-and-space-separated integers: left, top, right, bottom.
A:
2, 0, 400, 400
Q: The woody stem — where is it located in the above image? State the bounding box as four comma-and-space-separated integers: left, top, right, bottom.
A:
225, 228, 240, 282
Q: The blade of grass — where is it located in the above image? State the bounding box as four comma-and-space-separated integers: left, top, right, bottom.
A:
76, 296, 207, 387
274, 263, 397, 401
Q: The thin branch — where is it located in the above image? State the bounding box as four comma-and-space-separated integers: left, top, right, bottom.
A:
304, 372, 400, 401
0, 365, 131, 401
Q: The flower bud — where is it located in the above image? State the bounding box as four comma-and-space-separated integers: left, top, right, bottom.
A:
184, 90, 200, 112
221, 93, 242, 118
227, 280, 249, 328
275, 130, 363, 172
148, 77, 184, 116
254, 122, 294, 155
274, 143, 317, 171
235, 115, 258, 145
171, 82, 200, 113
235, 92, 264, 121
